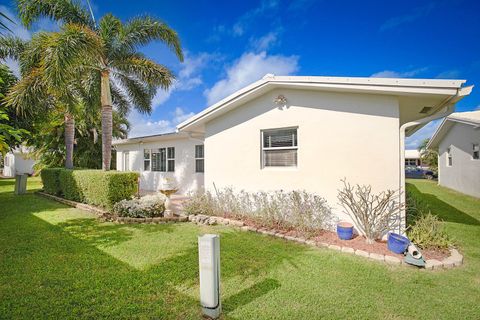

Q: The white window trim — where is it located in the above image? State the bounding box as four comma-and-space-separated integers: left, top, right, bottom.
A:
123, 151, 130, 171
261, 126, 298, 169
195, 145, 204, 173
446, 147, 452, 167
144, 147, 175, 172
472, 143, 479, 160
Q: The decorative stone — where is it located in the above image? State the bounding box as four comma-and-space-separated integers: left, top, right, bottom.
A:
442, 259, 455, 269
188, 214, 196, 221
229, 220, 244, 227
341, 247, 355, 254
295, 237, 307, 244
306, 240, 316, 246
384, 255, 401, 265
246, 226, 258, 232
274, 233, 285, 239
425, 259, 443, 270
369, 253, 385, 261
448, 249, 464, 266
354, 250, 369, 258
317, 242, 329, 248
240, 226, 250, 232
329, 244, 342, 251
284, 236, 297, 242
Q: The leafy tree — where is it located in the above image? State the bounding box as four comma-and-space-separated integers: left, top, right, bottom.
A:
16, 0, 183, 170
418, 138, 438, 173
0, 64, 28, 155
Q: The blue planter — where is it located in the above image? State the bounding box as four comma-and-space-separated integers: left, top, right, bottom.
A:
337, 222, 354, 240
387, 233, 410, 254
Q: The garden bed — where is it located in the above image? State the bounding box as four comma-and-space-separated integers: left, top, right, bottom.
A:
189, 213, 462, 270
36, 191, 188, 224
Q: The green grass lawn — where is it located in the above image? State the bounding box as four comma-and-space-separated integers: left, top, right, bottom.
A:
0, 177, 479, 319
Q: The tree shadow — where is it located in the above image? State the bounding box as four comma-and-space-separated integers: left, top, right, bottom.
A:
223, 278, 280, 314
406, 183, 480, 226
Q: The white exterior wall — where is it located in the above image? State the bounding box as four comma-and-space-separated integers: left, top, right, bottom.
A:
115, 137, 204, 194
438, 122, 480, 198
204, 88, 401, 223
2, 153, 35, 177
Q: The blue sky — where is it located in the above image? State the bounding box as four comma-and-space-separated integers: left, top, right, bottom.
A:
2, 0, 480, 148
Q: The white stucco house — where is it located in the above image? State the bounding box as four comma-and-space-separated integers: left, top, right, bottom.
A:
405, 150, 422, 167
427, 111, 480, 198
2, 147, 36, 178
114, 75, 473, 232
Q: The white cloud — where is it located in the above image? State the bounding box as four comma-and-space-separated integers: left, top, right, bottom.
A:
231, 0, 280, 37
380, 3, 436, 31
250, 32, 279, 51
405, 120, 441, 149
370, 67, 427, 78
127, 107, 194, 138
436, 70, 461, 79
204, 51, 299, 105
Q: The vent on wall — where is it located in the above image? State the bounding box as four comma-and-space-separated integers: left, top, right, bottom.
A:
420, 106, 433, 114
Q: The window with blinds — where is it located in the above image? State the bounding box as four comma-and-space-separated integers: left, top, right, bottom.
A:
262, 128, 298, 167
195, 145, 204, 173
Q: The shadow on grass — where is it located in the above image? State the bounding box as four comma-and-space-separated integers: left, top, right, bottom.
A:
223, 278, 280, 313
406, 183, 480, 226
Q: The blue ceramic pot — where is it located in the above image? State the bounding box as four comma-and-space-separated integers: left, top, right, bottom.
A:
337, 222, 354, 240
387, 233, 410, 254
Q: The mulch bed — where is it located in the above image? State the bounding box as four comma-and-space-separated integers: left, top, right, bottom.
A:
221, 213, 449, 261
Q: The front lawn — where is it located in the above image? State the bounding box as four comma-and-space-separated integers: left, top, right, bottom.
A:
0, 177, 479, 319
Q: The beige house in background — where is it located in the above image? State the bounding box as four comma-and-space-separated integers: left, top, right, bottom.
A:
115, 75, 473, 232
427, 111, 480, 198
405, 149, 422, 167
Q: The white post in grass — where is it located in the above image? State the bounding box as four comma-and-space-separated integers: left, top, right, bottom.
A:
198, 234, 221, 319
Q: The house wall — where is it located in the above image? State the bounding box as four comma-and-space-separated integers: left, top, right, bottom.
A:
438, 122, 480, 198
115, 137, 204, 194
2, 153, 15, 177
204, 88, 401, 223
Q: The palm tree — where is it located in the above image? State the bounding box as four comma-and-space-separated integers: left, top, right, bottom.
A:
16, 1, 183, 170
1, 25, 101, 168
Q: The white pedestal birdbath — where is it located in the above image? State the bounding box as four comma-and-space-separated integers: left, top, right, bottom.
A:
159, 180, 178, 217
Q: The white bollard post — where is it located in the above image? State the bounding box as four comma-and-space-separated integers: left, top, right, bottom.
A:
198, 234, 221, 319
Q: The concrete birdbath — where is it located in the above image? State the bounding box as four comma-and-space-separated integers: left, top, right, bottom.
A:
159, 179, 178, 217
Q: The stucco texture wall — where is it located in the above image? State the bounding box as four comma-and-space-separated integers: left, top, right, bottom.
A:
438, 122, 480, 198
115, 138, 204, 194
204, 88, 401, 221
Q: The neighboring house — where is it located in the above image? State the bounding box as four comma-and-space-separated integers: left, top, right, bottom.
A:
2, 147, 36, 178
427, 111, 480, 198
115, 75, 472, 232
405, 150, 422, 167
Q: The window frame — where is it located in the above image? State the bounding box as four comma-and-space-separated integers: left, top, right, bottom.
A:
261, 126, 298, 169
472, 143, 479, 160
195, 144, 204, 173
144, 147, 175, 172
123, 151, 130, 171
447, 147, 453, 167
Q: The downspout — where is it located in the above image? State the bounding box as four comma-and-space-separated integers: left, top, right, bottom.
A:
398, 85, 473, 234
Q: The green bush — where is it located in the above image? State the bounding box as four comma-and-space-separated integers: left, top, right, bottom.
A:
41, 168, 139, 210
40, 168, 62, 195
113, 194, 165, 218
408, 213, 451, 249
406, 189, 451, 249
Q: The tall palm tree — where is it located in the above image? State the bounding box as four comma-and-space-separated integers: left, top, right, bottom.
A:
16, 0, 183, 170
1, 24, 101, 168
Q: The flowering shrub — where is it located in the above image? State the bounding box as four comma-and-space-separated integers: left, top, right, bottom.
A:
184, 188, 335, 234
113, 194, 166, 218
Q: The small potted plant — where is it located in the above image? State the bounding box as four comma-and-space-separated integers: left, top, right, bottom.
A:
337, 221, 354, 240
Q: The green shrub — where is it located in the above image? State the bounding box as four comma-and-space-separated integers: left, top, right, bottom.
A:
407, 213, 451, 249
406, 189, 451, 249
41, 168, 139, 210
40, 168, 62, 195
59, 169, 83, 202
113, 194, 165, 218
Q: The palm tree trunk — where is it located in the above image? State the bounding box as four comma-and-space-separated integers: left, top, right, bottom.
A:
101, 70, 113, 171
64, 113, 75, 169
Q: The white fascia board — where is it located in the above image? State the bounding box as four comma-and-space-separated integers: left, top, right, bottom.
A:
177, 76, 468, 132
112, 132, 188, 146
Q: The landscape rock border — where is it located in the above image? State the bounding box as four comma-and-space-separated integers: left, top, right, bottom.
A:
36, 191, 188, 224
189, 214, 464, 270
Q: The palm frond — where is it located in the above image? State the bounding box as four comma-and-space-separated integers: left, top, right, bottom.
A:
98, 13, 121, 53
16, 0, 94, 29
114, 73, 155, 114
112, 55, 174, 89
120, 16, 183, 61
0, 12, 15, 33
0, 36, 28, 60
110, 81, 131, 115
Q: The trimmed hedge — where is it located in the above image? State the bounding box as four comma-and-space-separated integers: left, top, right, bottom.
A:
40, 168, 62, 195
41, 168, 139, 209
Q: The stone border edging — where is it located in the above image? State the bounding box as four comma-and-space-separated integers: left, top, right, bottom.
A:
188, 214, 464, 270
35, 191, 188, 224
